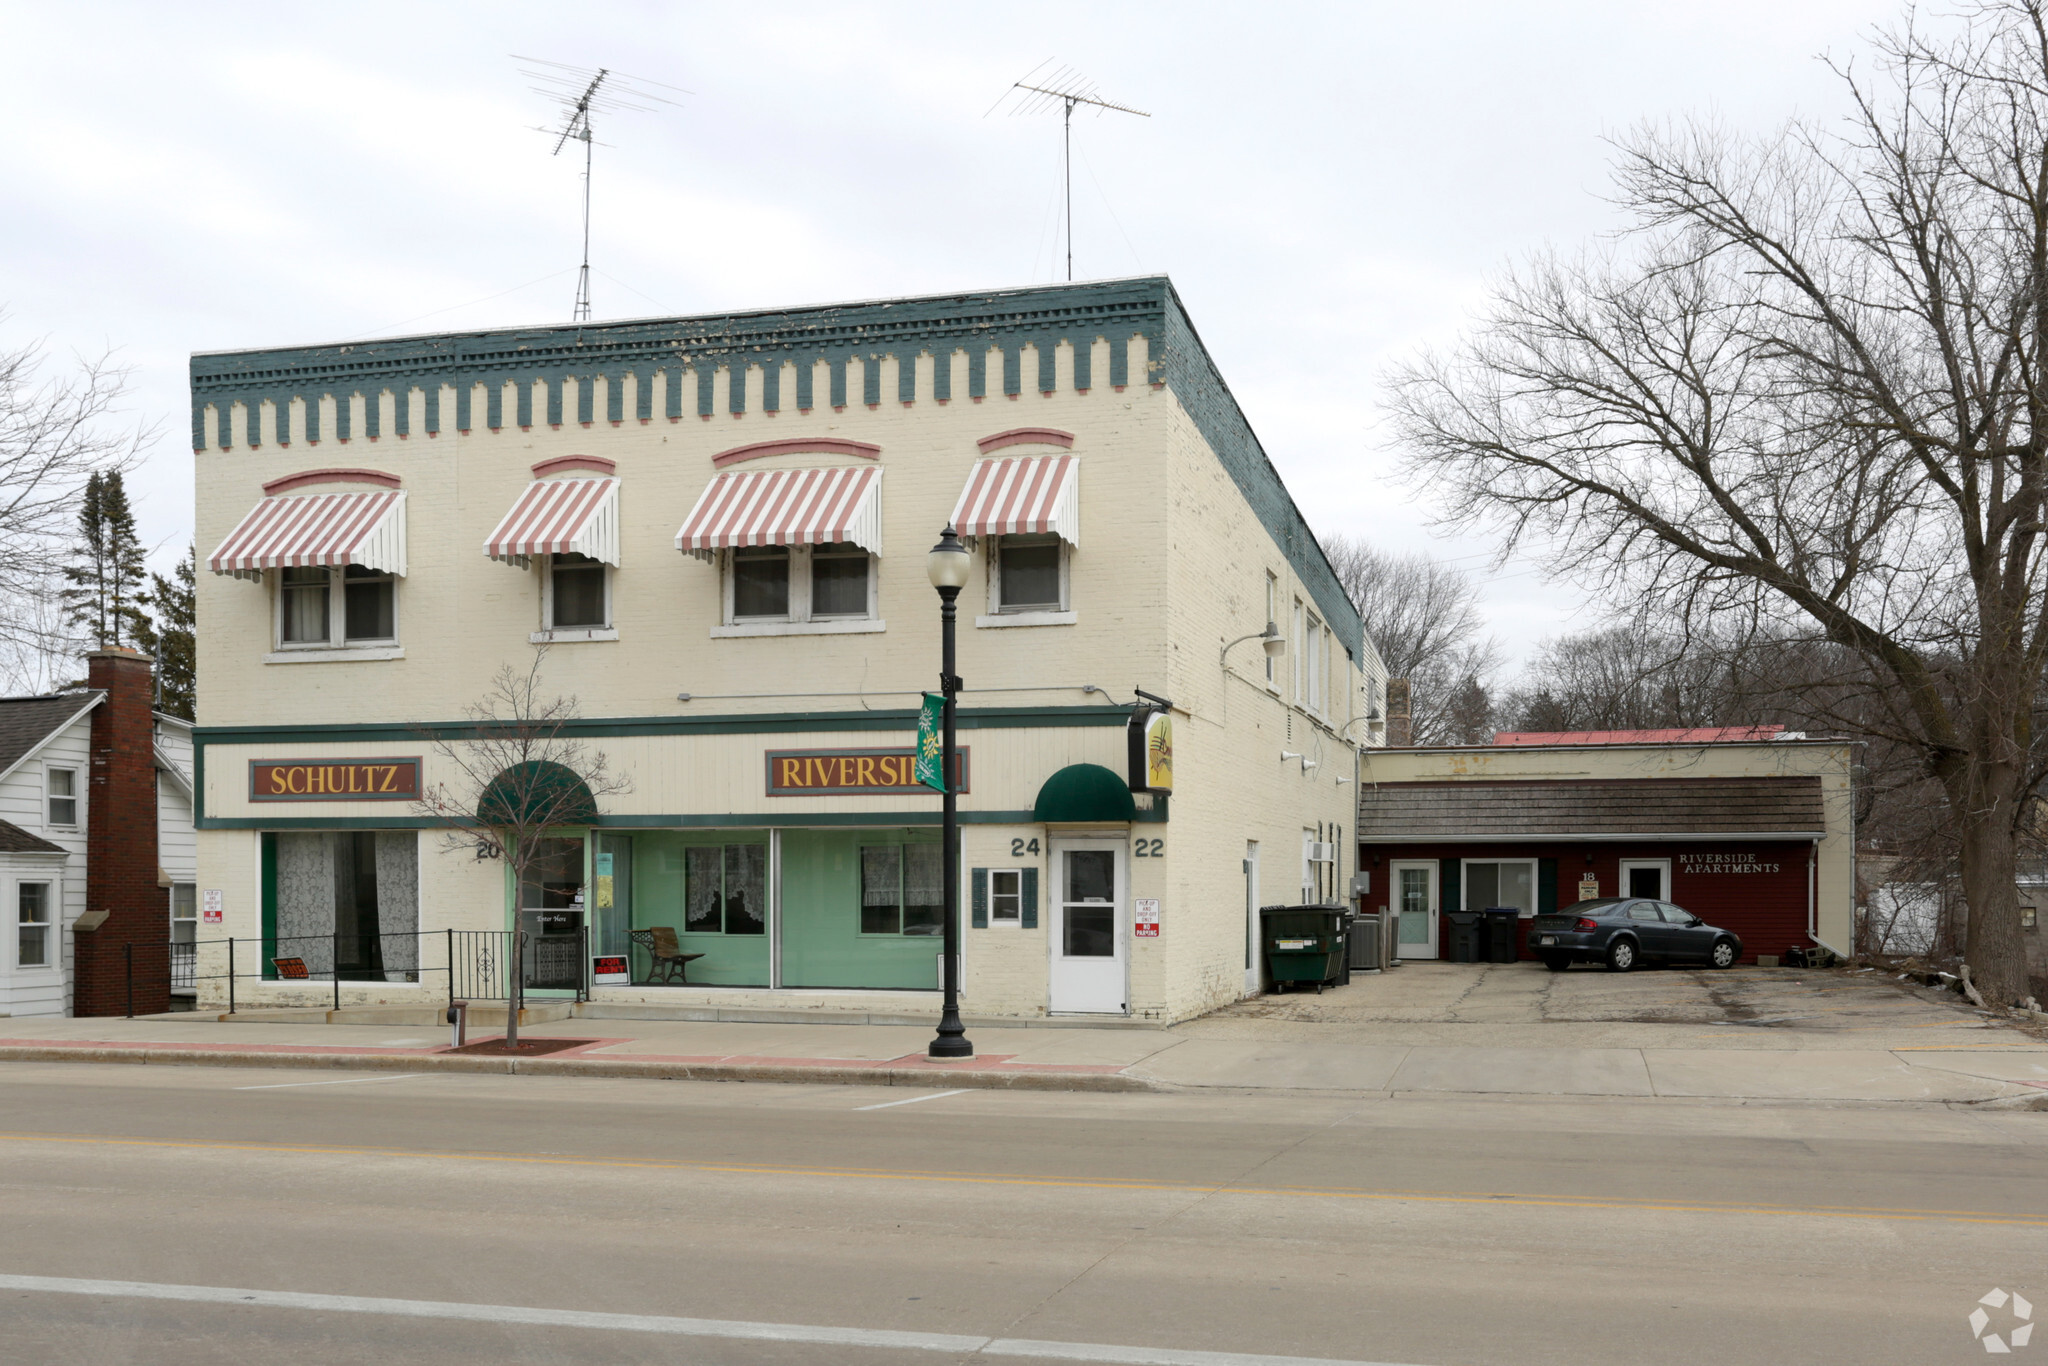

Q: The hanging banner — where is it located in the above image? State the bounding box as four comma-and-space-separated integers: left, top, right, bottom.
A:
1127, 709, 1174, 794
914, 692, 947, 792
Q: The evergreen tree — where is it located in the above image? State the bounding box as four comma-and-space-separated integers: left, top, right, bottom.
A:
59, 469, 149, 650
136, 545, 196, 719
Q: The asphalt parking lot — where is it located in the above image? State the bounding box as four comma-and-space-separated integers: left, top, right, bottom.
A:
1212, 959, 2014, 1034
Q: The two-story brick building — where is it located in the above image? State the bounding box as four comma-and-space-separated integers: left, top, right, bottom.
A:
188, 278, 1382, 1023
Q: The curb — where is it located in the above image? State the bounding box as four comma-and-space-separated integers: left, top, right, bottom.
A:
0, 1046, 1158, 1094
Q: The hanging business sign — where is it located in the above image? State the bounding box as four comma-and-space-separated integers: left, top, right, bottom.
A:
1127, 708, 1173, 793
767, 747, 969, 796
249, 758, 421, 801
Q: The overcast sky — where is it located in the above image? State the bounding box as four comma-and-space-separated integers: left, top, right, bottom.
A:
0, 0, 1908, 669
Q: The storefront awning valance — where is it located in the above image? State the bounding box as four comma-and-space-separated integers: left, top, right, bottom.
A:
949, 454, 1079, 546
484, 477, 620, 568
674, 466, 883, 562
1356, 777, 1827, 842
207, 490, 407, 581
1034, 763, 1137, 824
477, 760, 598, 828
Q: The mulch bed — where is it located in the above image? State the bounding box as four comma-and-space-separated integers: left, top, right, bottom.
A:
444, 1037, 600, 1057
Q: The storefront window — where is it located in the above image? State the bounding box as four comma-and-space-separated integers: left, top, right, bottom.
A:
781, 829, 943, 989
860, 844, 943, 935
266, 831, 419, 980
629, 832, 770, 986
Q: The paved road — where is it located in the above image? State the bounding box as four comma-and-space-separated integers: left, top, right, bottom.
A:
1, 1062, 2043, 1365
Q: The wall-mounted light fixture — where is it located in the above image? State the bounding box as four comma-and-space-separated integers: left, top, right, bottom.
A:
1222, 621, 1287, 665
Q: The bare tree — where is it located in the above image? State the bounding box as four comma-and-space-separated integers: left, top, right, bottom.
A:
1385, 1, 2048, 1004
411, 653, 629, 1044
0, 323, 154, 673
1321, 536, 1503, 743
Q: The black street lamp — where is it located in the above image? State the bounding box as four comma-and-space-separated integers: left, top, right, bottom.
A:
926, 526, 974, 1059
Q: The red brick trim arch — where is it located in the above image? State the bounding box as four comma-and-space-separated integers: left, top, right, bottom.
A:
712, 438, 882, 468
976, 427, 1074, 454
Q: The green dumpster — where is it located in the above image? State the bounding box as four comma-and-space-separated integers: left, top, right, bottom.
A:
1261, 904, 1347, 993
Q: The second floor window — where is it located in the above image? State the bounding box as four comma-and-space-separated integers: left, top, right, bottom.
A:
726, 544, 874, 625
993, 534, 1065, 613
46, 768, 77, 826
548, 552, 609, 629
279, 566, 396, 648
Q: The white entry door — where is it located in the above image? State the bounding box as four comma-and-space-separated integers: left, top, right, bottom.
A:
1619, 859, 1671, 901
1390, 860, 1438, 961
1049, 840, 1126, 1014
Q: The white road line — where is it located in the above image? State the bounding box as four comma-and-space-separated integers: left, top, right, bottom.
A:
856, 1088, 970, 1111
0, 1273, 1433, 1366
233, 1074, 424, 1091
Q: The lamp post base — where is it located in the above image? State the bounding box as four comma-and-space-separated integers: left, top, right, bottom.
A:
928, 1009, 974, 1059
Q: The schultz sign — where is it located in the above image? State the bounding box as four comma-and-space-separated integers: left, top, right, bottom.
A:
249, 758, 421, 802
766, 748, 968, 796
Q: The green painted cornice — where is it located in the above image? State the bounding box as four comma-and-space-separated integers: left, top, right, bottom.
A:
189, 276, 1362, 657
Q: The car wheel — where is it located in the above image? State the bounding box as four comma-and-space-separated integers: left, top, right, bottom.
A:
1606, 938, 1638, 973
1543, 955, 1571, 972
1710, 939, 1738, 969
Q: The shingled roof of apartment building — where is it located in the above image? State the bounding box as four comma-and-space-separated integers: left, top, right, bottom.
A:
1357, 776, 1827, 841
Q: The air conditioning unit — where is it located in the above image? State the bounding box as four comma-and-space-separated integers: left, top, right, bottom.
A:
1307, 842, 1337, 864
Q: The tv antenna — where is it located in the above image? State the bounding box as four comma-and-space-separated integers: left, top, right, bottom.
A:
515, 56, 686, 321
992, 63, 1149, 282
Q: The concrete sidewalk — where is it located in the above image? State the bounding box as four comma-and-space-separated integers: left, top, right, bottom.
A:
0, 990, 2043, 1104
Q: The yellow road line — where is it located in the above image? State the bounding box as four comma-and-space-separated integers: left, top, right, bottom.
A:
1, 1131, 2045, 1228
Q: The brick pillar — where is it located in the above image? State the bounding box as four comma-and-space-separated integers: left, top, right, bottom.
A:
1386, 678, 1413, 748
72, 648, 168, 1017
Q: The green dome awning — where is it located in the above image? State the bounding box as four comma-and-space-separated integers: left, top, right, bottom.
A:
1033, 763, 1137, 823
477, 760, 598, 828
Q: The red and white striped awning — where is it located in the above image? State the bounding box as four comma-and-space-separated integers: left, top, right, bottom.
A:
207, 490, 408, 581
483, 477, 620, 567
674, 466, 883, 561
948, 454, 1079, 546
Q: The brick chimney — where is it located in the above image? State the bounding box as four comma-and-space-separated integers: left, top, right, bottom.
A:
72, 648, 168, 1017
1386, 677, 1413, 748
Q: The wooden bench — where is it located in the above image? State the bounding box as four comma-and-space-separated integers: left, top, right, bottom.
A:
628, 928, 705, 984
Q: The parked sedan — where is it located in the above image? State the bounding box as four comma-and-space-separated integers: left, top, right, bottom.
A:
1526, 898, 1742, 972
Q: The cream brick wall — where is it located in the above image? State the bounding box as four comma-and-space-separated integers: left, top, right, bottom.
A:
194, 329, 1375, 1022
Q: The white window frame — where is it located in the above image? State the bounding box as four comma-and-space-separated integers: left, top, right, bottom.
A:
1304, 611, 1326, 718
1264, 572, 1279, 689
45, 766, 78, 829
978, 534, 1075, 628
1461, 857, 1541, 919
989, 868, 1024, 927
1292, 598, 1306, 705
1618, 858, 1672, 902
533, 552, 618, 643
713, 544, 884, 638
269, 566, 403, 662
15, 878, 55, 971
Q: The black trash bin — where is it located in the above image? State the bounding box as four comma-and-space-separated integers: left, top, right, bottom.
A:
1483, 907, 1520, 963
1445, 910, 1483, 963
1262, 904, 1348, 992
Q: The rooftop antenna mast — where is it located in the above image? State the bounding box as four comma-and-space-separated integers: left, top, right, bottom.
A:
995, 64, 1149, 282
515, 56, 686, 321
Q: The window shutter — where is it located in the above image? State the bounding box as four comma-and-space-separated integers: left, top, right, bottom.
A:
1021, 867, 1038, 929
1440, 859, 1461, 913
1538, 858, 1558, 915
971, 867, 988, 929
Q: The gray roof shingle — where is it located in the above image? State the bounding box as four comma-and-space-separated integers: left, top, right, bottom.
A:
0, 693, 99, 777
0, 818, 65, 854
1359, 777, 1827, 840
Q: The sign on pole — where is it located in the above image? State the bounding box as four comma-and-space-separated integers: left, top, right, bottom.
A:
914, 693, 947, 793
